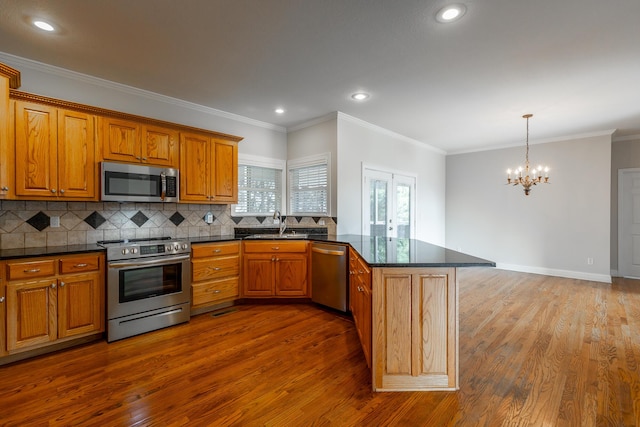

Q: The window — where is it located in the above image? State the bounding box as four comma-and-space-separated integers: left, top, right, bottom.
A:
232, 155, 285, 216
288, 154, 330, 215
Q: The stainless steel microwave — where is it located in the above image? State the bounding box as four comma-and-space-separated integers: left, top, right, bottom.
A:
101, 162, 179, 203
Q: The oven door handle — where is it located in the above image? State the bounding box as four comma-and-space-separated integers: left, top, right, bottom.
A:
107, 254, 190, 269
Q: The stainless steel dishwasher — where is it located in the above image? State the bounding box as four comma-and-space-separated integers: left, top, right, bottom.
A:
311, 242, 349, 312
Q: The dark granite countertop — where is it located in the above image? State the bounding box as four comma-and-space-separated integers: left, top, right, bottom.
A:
0, 233, 494, 268
0, 244, 105, 260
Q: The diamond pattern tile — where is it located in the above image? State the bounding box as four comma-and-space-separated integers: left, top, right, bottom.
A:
256, 216, 266, 224
169, 212, 185, 226
231, 217, 243, 225
27, 211, 50, 232
84, 211, 106, 229
131, 211, 149, 227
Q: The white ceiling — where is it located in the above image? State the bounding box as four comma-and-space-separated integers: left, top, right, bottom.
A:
0, 0, 639, 153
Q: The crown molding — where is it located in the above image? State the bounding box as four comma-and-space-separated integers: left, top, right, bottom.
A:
336, 112, 447, 155
0, 51, 286, 133
448, 129, 617, 156
287, 112, 338, 133
613, 133, 640, 142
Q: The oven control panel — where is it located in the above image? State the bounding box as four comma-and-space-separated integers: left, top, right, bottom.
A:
103, 239, 191, 261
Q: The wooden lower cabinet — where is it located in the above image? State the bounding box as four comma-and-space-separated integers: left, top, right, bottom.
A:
243, 241, 309, 297
372, 267, 458, 391
349, 250, 372, 368
4, 253, 105, 354
191, 241, 241, 310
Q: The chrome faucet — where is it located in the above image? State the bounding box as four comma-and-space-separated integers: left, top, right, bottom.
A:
273, 210, 287, 236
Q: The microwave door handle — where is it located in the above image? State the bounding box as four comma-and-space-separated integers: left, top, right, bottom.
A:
160, 172, 166, 201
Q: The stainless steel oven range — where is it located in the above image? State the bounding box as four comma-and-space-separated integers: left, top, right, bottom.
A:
98, 237, 191, 342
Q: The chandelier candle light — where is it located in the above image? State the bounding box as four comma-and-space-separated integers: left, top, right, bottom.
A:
506, 114, 549, 195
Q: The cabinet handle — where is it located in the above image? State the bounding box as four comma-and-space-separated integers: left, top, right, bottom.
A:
212, 290, 221, 294
272, 247, 280, 250
214, 249, 222, 253
213, 267, 221, 271
357, 286, 363, 292
51, 283, 56, 289
24, 268, 41, 273
142, 157, 147, 161
74, 263, 88, 268
60, 281, 65, 287
0, 296, 5, 303
51, 189, 57, 193
136, 156, 141, 160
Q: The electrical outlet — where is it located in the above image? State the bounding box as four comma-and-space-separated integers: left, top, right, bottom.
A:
203, 212, 213, 224
50, 216, 60, 228
587, 257, 594, 265
318, 219, 325, 226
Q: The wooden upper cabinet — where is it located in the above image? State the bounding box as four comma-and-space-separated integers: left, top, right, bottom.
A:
101, 117, 140, 163
179, 132, 210, 202
58, 109, 96, 198
14, 101, 96, 199
0, 63, 19, 198
142, 124, 178, 168
213, 138, 238, 202
179, 132, 238, 204
101, 117, 178, 168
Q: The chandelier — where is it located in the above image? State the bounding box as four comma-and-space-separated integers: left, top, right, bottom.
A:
506, 114, 549, 195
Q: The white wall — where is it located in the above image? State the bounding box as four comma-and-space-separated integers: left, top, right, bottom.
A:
287, 114, 338, 217
0, 52, 288, 160
336, 114, 446, 244
446, 134, 612, 282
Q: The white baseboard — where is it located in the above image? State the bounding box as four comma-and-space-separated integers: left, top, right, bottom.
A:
495, 263, 612, 284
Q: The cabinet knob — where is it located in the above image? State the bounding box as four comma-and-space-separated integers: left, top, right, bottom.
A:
275, 258, 280, 262
60, 281, 65, 287
60, 189, 65, 194
136, 156, 141, 160
271, 257, 276, 262
0, 296, 5, 303
51, 189, 57, 193
272, 247, 280, 250
142, 157, 147, 161
51, 283, 56, 289
1, 186, 8, 191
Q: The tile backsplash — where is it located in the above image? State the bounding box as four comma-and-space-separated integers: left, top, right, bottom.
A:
0, 201, 336, 249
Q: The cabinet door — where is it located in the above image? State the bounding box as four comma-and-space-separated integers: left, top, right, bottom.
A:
57, 109, 97, 199
0, 76, 11, 197
58, 272, 104, 338
0, 277, 6, 356
243, 254, 275, 296
275, 254, 308, 296
102, 117, 140, 163
141, 124, 178, 167
14, 102, 58, 197
6, 279, 57, 352
179, 132, 211, 202
372, 267, 457, 391
212, 138, 238, 203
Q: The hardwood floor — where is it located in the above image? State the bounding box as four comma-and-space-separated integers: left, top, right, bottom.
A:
2, 268, 640, 426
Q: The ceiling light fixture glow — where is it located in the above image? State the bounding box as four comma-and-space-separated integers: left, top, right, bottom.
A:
275, 108, 285, 114
33, 20, 55, 32
351, 92, 369, 101
435, 4, 467, 23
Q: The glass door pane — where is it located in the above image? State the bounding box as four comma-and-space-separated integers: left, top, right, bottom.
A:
370, 178, 389, 237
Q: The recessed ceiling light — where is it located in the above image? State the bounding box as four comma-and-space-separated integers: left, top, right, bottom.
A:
33, 20, 55, 32
275, 108, 285, 114
351, 92, 370, 101
435, 4, 467, 23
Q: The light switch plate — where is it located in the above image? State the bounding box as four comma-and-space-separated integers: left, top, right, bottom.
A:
50, 216, 60, 228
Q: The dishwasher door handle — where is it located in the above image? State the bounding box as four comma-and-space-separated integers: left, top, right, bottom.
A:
311, 247, 345, 256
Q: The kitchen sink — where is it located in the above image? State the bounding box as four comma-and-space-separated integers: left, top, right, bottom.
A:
245, 233, 308, 239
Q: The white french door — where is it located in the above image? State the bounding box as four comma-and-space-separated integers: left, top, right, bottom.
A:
362, 166, 416, 239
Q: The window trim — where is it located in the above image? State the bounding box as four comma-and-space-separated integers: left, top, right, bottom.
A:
232, 154, 286, 216
287, 153, 331, 216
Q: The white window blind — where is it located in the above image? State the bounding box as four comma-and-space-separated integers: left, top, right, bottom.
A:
289, 161, 328, 215
234, 164, 282, 215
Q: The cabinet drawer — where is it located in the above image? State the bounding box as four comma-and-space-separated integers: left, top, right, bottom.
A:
243, 241, 308, 253
192, 241, 240, 258
6, 259, 56, 280
192, 256, 239, 281
59, 254, 101, 274
192, 277, 239, 306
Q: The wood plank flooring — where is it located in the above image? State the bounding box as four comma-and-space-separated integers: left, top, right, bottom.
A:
1, 268, 640, 426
